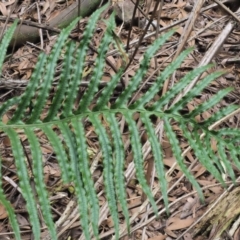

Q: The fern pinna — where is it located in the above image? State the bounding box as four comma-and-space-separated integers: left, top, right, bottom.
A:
0, 5, 239, 240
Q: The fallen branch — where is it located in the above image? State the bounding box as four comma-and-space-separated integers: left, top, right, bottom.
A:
0, 0, 103, 46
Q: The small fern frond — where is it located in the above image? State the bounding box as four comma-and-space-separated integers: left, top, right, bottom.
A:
185, 88, 233, 118
45, 41, 76, 121
0, 97, 20, 120
225, 142, 240, 170
42, 125, 72, 183
71, 119, 100, 239
62, 5, 107, 117
94, 69, 124, 111
151, 64, 211, 111
105, 112, 130, 232
169, 71, 224, 113
124, 111, 158, 215
0, 156, 21, 240
25, 128, 57, 240
132, 48, 193, 109
113, 29, 175, 108
28, 18, 80, 124
180, 122, 225, 187
217, 140, 235, 181
69, 119, 99, 238
4, 128, 41, 239
90, 114, 120, 239
199, 105, 239, 127
9, 54, 47, 124
0, 20, 18, 73
141, 113, 168, 213
78, 13, 115, 113
164, 117, 204, 201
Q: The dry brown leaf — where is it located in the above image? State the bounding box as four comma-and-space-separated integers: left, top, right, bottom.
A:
165, 227, 177, 238
193, 165, 206, 178
0, 3, 8, 16
0, 204, 8, 220
180, 197, 198, 219
183, 233, 193, 240
3, 0, 15, 7
234, 227, 240, 240
167, 217, 194, 231
163, 157, 180, 170
41, 0, 50, 15
148, 234, 166, 240
197, 180, 222, 194
2, 136, 11, 147
1, 114, 8, 124
17, 214, 30, 229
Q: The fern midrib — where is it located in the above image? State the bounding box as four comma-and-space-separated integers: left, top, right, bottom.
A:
0, 108, 198, 129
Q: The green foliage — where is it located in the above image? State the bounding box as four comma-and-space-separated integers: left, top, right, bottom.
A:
0, 6, 239, 240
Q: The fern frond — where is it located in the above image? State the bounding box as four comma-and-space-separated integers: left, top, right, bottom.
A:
164, 117, 204, 201
78, 13, 115, 113
62, 5, 107, 117
0, 6, 239, 239
169, 71, 224, 113
45, 41, 76, 121
0, 20, 18, 72
4, 128, 41, 239
141, 113, 168, 213
113, 29, 175, 108
25, 128, 57, 240
71, 119, 99, 239
70, 118, 96, 239
42, 125, 72, 183
185, 88, 233, 119
124, 111, 158, 215
105, 112, 130, 232
90, 114, 120, 239
0, 158, 21, 240
200, 105, 239, 127
132, 48, 193, 109
151, 65, 211, 110
9, 54, 47, 124
180, 122, 225, 187
217, 140, 235, 181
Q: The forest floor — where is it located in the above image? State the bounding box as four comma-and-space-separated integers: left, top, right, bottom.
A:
1, 0, 240, 239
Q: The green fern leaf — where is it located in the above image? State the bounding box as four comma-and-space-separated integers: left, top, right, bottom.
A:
62, 5, 108, 117
132, 48, 193, 109
185, 88, 233, 119
78, 13, 115, 113
3, 128, 41, 239
113, 29, 175, 109
71, 119, 99, 239
169, 71, 224, 113
180, 122, 225, 187
42, 125, 72, 183
89, 114, 120, 239
25, 128, 57, 240
0, 20, 18, 73
70, 119, 99, 239
1, 7, 239, 239
44, 41, 76, 122
124, 111, 158, 215
141, 113, 168, 213
0, 156, 21, 240
151, 64, 211, 111
200, 105, 239, 127
164, 117, 204, 201
105, 112, 130, 232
